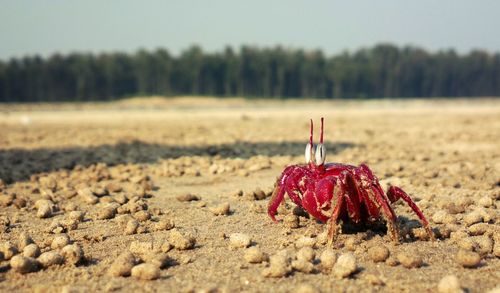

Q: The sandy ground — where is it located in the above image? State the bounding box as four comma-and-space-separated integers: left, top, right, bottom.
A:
0, 98, 499, 293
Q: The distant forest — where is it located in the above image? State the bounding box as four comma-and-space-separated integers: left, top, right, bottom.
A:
0, 44, 499, 102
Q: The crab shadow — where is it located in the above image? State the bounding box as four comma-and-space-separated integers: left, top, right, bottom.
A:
0, 140, 357, 183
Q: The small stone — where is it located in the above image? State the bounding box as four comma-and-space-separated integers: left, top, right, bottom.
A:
18, 233, 34, 250
46, 220, 66, 234
38, 251, 64, 268
68, 211, 85, 222
229, 233, 251, 248
433, 210, 450, 224
10, 255, 39, 274
458, 238, 477, 251
385, 256, 399, 266
125, 219, 139, 235
209, 202, 230, 216
478, 196, 493, 208
397, 252, 423, 268
145, 253, 170, 269
463, 212, 483, 226
344, 237, 360, 251
105, 182, 122, 193
109, 252, 136, 277
78, 188, 98, 204
468, 223, 490, 236
295, 236, 316, 248
97, 205, 116, 220
0, 241, 18, 260
13, 198, 27, 208
291, 259, 314, 273
475, 236, 493, 255
61, 244, 84, 265
334, 253, 357, 278
368, 246, 390, 263
129, 241, 154, 255
365, 273, 385, 286
284, 214, 300, 229
176, 193, 199, 202
131, 263, 160, 280
244, 247, 268, 263
35, 199, 54, 218
438, 275, 463, 293
169, 229, 195, 250
155, 217, 175, 231
455, 250, 481, 268
253, 188, 267, 200
493, 241, 500, 257
320, 249, 336, 270
23, 244, 40, 258
51, 234, 71, 249
262, 253, 291, 278
297, 247, 315, 262
133, 210, 151, 222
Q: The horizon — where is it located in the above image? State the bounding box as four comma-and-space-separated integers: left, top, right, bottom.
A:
1, 0, 500, 60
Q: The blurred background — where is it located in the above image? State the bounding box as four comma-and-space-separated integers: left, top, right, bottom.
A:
1, 0, 499, 102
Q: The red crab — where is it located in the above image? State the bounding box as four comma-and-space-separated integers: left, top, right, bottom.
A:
268, 118, 434, 246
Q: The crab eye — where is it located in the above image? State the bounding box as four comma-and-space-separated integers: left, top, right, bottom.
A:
305, 143, 313, 163
315, 143, 326, 165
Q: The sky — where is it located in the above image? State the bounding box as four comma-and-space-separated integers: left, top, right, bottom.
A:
1, 0, 499, 60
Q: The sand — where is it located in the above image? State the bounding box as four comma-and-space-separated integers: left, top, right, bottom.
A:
0, 98, 499, 292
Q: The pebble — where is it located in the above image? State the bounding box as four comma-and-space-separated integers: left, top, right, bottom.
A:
78, 188, 98, 204
51, 234, 71, 249
334, 253, 357, 278
455, 250, 481, 268
23, 244, 41, 258
244, 247, 268, 263
475, 236, 493, 255
68, 211, 85, 222
145, 253, 170, 269
344, 237, 361, 251
229, 233, 251, 248
61, 244, 84, 265
284, 214, 300, 229
134, 210, 151, 222
463, 211, 483, 226
320, 249, 336, 270
397, 252, 423, 268
494, 241, 500, 257
38, 251, 64, 268
262, 252, 291, 278
10, 255, 39, 273
18, 233, 34, 250
125, 219, 140, 235
105, 182, 122, 193
169, 229, 196, 250
478, 196, 493, 208
35, 199, 54, 218
291, 259, 314, 273
97, 205, 117, 220
438, 275, 463, 293
154, 217, 175, 231
368, 246, 390, 263
0, 241, 18, 260
209, 203, 230, 216
176, 193, 199, 202
468, 223, 490, 236
365, 273, 384, 286
297, 247, 315, 262
131, 263, 160, 280
129, 241, 154, 255
295, 236, 316, 248
109, 252, 136, 277
433, 210, 453, 224
252, 188, 268, 200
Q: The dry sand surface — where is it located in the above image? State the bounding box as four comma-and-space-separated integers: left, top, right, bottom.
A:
0, 98, 499, 292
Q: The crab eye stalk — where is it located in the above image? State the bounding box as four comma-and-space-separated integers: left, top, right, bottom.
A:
315, 143, 326, 165
305, 143, 314, 163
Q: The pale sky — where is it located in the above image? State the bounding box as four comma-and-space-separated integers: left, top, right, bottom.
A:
1, 0, 499, 59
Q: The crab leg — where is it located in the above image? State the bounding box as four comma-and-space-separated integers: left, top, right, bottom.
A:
327, 178, 346, 247
387, 186, 435, 240
268, 179, 286, 222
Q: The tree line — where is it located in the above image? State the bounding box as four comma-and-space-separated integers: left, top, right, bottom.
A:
0, 43, 499, 102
